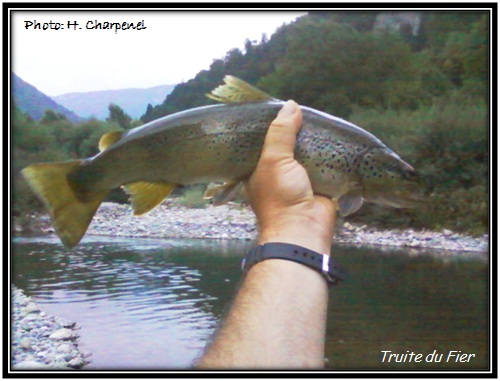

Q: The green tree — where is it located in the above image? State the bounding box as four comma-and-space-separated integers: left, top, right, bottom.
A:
462, 13, 489, 98
39, 109, 76, 156
417, 12, 488, 90
12, 106, 70, 214
107, 103, 132, 130
66, 119, 122, 158
258, 17, 422, 116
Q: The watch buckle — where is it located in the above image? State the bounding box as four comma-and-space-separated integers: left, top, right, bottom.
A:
322, 255, 337, 284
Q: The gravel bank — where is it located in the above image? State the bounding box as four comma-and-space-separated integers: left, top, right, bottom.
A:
16, 200, 489, 254
10, 286, 90, 370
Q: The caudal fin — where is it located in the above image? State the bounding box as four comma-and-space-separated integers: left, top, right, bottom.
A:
21, 161, 107, 248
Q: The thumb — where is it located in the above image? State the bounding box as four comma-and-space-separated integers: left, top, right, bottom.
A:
260, 100, 303, 160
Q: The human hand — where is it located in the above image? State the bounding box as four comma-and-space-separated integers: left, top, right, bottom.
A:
245, 100, 337, 255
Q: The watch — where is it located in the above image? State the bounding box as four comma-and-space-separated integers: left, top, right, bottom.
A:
241, 242, 347, 285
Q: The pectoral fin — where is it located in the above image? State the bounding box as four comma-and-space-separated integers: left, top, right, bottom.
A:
338, 194, 364, 217
123, 182, 176, 215
203, 181, 244, 206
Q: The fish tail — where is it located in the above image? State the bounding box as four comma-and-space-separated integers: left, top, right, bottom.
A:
21, 161, 108, 248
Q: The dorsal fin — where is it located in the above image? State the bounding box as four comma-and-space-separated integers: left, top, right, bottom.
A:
98, 131, 123, 152
206, 75, 277, 104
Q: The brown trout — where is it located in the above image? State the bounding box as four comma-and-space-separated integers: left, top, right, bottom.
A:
22, 76, 420, 248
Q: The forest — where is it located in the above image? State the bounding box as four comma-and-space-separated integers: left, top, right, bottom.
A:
12, 11, 489, 235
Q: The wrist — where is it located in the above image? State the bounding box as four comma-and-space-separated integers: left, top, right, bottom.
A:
242, 242, 348, 286
258, 217, 333, 255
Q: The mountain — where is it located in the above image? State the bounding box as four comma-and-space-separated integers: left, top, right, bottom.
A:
11, 73, 82, 122
52, 84, 176, 120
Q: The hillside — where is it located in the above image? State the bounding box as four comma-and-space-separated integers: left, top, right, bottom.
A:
52, 85, 176, 120
12, 11, 488, 235
12, 73, 82, 122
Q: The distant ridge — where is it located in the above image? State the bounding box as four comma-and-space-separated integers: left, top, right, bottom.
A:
52, 84, 176, 120
12, 73, 82, 122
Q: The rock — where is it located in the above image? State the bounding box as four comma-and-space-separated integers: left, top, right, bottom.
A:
409, 239, 421, 248
81, 350, 93, 359
49, 328, 74, 340
12, 286, 88, 370
57, 343, 73, 353
20, 315, 37, 324
55, 352, 74, 362
14, 360, 50, 369
61, 320, 76, 329
21, 302, 41, 315
68, 356, 85, 368
19, 338, 32, 349
48, 362, 72, 370
24, 355, 37, 362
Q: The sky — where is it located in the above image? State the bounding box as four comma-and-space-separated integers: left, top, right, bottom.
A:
11, 10, 305, 96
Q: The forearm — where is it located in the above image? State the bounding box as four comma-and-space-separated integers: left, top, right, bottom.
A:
196, 259, 328, 369
196, 101, 336, 369
196, 213, 333, 369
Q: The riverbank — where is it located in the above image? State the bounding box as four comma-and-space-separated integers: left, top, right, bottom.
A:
15, 200, 489, 254
11, 286, 90, 370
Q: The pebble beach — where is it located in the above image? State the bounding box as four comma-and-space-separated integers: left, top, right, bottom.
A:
11, 200, 489, 370
11, 286, 89, 370
19, 200, 489, 254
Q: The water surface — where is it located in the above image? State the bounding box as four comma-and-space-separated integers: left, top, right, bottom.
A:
11, 236, 489, 371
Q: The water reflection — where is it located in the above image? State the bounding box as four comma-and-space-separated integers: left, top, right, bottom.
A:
12, 236, 246, 369
325, 245, 489, 370
11, 236, 488, 370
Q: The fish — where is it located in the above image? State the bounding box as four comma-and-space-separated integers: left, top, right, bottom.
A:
21, 75, 421, 248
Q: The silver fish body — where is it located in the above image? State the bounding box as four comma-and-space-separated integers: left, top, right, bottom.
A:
80, 100, 415, 210
22, 76, 420, 248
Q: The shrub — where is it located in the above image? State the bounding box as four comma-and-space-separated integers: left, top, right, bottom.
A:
348, 92, 488, 234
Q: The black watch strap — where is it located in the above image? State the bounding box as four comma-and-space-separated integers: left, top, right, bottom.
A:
241, 242, 347, 285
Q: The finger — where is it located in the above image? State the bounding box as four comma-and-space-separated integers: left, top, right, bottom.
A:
261, 100, 303, 160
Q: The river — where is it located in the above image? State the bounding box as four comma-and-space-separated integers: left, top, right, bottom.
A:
11, 235, 489, 371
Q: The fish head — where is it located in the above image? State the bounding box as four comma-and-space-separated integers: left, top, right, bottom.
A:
359, 148, 423, 209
